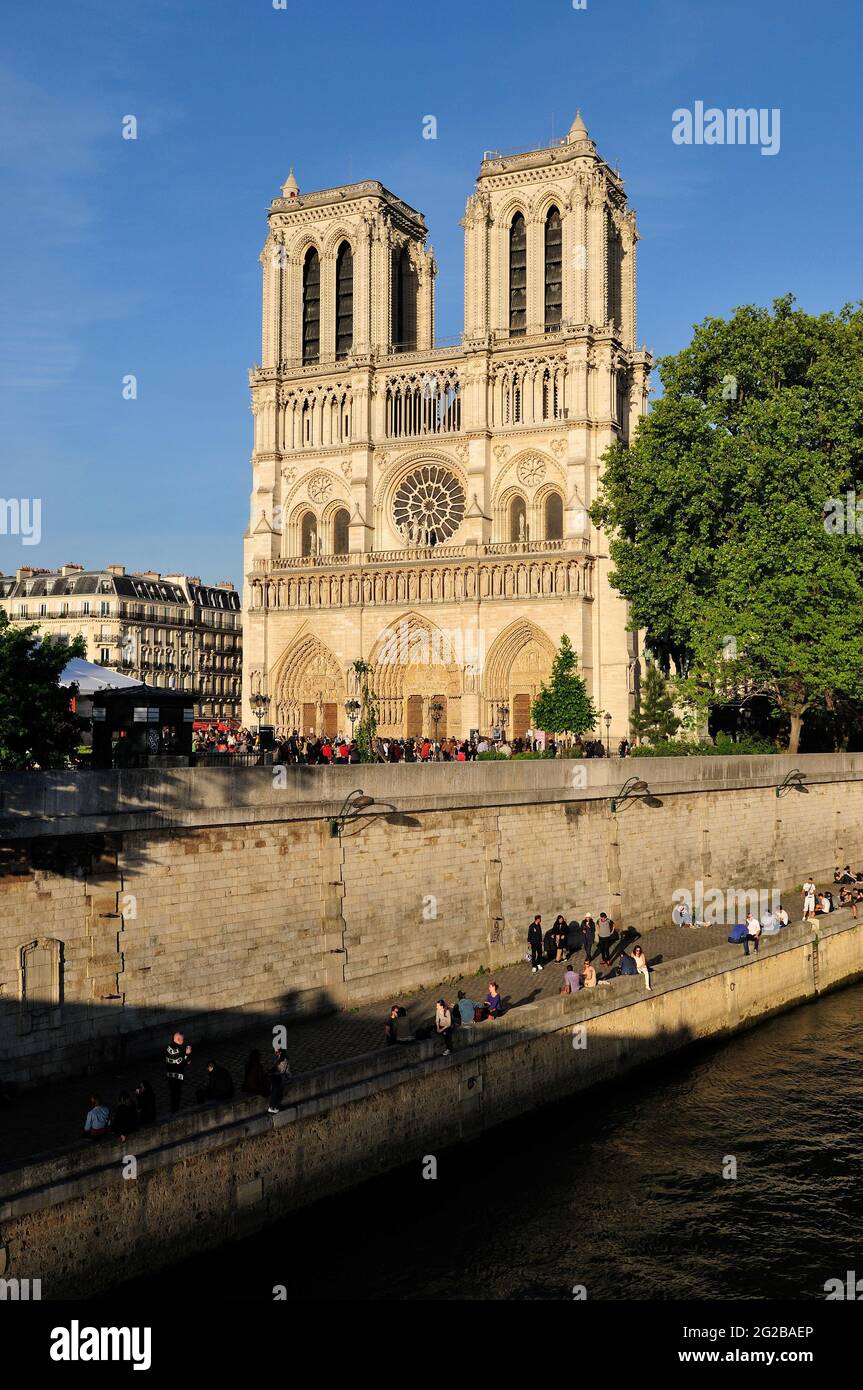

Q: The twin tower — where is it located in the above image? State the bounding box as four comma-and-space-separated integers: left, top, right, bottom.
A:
243, 113, 651, 744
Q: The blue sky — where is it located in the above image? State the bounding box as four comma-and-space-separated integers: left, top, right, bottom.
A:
1, 0, 861, 587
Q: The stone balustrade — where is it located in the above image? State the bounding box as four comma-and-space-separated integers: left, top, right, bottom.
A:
249, 540, 593, 609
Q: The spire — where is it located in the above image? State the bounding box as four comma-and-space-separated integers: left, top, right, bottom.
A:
281, 166, 299, 198
567, 110, 589, 143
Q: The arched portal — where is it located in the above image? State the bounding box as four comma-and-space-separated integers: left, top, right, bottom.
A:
271, 631, 345, 735
483, 620, 557, 736
369, 613, 462, 736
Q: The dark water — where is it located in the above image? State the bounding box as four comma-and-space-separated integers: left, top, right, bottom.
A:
122, 984, 863, 1300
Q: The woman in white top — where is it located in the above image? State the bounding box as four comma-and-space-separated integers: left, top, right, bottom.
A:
632, 945, 651, 991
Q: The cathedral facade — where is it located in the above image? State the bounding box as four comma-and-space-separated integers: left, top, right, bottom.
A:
243, 112, 651, 742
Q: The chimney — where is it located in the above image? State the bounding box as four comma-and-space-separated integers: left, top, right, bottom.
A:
106, 564, 125, 576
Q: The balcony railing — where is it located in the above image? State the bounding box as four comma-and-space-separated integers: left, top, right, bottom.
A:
255, 537, 589, 573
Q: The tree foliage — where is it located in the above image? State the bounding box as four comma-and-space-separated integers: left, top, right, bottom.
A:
351, 659, 379, 762
591, 295, 863, 752
531, 634, 597, 736
0, 613, 85, 769
631, 663, 680, 744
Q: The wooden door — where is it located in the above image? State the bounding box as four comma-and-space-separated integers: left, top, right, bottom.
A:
406, 694, 423, 738
513, 692, 531, 738
323, 703, 338, 738
302, 702, 316, 736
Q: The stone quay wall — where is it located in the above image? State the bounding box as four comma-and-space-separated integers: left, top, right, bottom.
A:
2, 754, 863, 1087
1, 913, 861, 1298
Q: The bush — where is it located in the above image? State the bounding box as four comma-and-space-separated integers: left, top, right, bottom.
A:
631, 735, 778, 757
477, 750, 508, 760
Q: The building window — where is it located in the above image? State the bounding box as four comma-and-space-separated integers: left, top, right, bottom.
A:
391, 245, 417, 352
333, 508, 350, 555
302, 247, 321, 364
509, 213, 527, 336
544, 207, 563, 331
335, 241, 353, 359
544, 492, 564, 540
301, 511, 318, 557
99, 647, 110, 664
607, 224, 622, 329
100, 601, 110, 616
616, 369, 629, 428
19, 937, 63, 1025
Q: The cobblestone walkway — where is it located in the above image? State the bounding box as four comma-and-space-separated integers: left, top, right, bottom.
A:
1, 910, 805, 1171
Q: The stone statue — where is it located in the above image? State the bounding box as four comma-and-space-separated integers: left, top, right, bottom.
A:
518, 513, 526, 542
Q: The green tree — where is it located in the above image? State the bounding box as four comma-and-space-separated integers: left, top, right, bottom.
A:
591, 295, 863, 752
531, 634, 597, 737
631, 663, 680, 744
350, 659, 379, 763
0, 613, 85, 769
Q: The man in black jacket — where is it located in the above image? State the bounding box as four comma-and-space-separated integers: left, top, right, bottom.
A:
165, 1031, 192, 1113
196, 1060, 234, 1104
527, 914, 544, 972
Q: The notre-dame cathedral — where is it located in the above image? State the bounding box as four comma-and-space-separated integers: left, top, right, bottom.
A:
243, 112, 651, 741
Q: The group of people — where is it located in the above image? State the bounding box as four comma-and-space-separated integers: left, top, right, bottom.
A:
385, 986, 506, 1054
527, 912, 651, 988
83, 1081, 156, 1140
828, 864, 863, 918
193, 725, 257, 755
272, 732, 564, 764
82, 1031, 295, 1138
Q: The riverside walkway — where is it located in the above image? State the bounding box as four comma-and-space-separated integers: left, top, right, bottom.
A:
0, 913, 792, 1171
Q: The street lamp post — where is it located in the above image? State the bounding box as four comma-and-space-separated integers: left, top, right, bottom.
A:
604, 710, 612, 755
250, 691, 270, 743
345, 698, 360, 740
496, 702, 509, 740
430, 700, 444, 748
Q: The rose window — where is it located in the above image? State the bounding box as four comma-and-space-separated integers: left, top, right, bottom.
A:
393, 465, 466, 543
517, 456, 547, 487
307, 472, 332, 504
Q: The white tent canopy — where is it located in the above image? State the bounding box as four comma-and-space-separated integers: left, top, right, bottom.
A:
58, 656, 143, 695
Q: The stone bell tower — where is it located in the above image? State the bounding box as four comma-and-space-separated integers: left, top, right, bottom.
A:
258, 169, 436, 368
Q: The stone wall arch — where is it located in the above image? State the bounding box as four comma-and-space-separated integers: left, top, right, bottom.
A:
270, 628, 346, 734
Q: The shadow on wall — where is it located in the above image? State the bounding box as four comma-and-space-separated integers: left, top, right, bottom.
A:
0, 984, 343, 1173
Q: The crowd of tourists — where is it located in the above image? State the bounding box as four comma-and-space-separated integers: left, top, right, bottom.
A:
268, 730, 625, 763
193, 725, 257, 754
191, 723, 627, 763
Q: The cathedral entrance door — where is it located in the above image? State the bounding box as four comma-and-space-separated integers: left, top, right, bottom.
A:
302, 702, 316, 737
323, 703, 338, 738
406, 694, 423, 739
513, 692, 531, 739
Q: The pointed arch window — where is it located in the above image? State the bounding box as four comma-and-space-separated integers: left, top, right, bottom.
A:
302, 248, 320, 364
335, 242, 353, 359
333, 508, 350, 555
544, 492, 564, 540
544, 207, 563, 331
391, 246, 418, 352
509, 213, 527, 336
